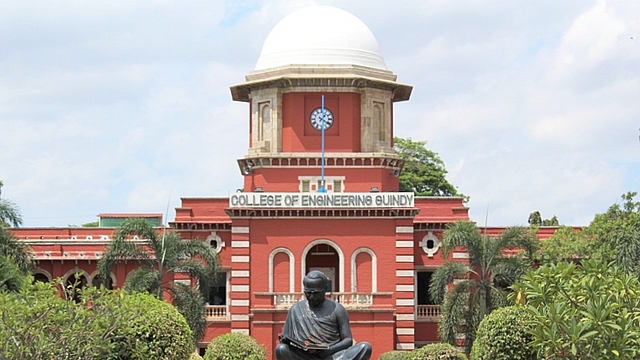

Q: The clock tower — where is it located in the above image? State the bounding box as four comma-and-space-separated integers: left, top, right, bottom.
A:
230, 6, 412, 193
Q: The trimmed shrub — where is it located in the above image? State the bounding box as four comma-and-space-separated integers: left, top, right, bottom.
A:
411, 343, 467, 360
469, 305, 536, 360
189, 353, 204, 360
204, 332, 267, 360
379, 350, 412, 360
104, 291, 194, 360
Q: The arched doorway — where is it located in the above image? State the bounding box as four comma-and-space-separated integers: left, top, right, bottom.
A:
304, 243, 340, 292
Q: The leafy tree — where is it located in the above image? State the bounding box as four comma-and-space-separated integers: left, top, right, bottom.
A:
0, 281, 124, 359
394, 137, 465, 199
536, 192, 640, 271
1, 281, 194, 359
527, 211, 559, 226
535, 225, 592, 264
0, 180, 22, 228
0, 226, 33, 273
512, 259, 640, 359
429, 221, 538, 353
82, 221, 99, 227
98, 217, 218, 342
588, 191, 640, 275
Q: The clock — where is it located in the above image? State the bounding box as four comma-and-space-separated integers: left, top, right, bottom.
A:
309, 107, 334, 131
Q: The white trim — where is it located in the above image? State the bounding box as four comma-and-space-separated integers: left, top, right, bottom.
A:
231, 314, 250, 321
396, 314, 414, 321
396, 255, 414, 263
350, 247, 378, 293
269, 247, 295, 293
396, 343, 415, 350
231, 241, 250, 248
231, 256, 250, 263
452, 252, 470, 259
301, 239, 345, 292
395, 240, 413, 248
231, 285, 250, 292
231, 227, 250, 234
395, 226, 414, 233
231, 299, 250, 306
396, 328, 415, 335
231, 270, 250, 278
396, 284, 414, 292
231, 329, 250, 335
396, 298, 415, 306
396, 270, 414, 277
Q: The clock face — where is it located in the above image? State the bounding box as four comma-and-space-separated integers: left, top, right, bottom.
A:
309, 107, 334, 131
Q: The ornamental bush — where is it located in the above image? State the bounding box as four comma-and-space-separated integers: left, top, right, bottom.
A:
410, 343, 467, 360
469, 306, 536, 360
204, 332, 267, 360
379, 350, 411, 360
189, 353, 204, 360
104, 291, 194, 360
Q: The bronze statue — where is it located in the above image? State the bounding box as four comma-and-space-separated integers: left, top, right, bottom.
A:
275, 270, 372, 360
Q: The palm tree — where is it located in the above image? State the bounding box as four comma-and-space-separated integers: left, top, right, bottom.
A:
0, 180, 23, 228
0, 254, 29, 292
429, 220, 538, 353
98, 217, 219, 342
0, 227, 33, 273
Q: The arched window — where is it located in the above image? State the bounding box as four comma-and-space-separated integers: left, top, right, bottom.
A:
351, 248, 378, 293
269, 248, 294, 293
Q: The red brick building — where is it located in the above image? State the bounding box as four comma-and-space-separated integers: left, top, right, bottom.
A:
9, 6, 561, 359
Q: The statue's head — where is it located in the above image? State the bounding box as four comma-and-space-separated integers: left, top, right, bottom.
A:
303, 270, 329, 307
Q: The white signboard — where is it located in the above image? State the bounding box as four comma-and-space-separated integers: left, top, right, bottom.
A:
229, 192, 414, 208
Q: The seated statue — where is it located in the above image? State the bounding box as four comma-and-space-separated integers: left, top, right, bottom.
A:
275, 270, 372, 360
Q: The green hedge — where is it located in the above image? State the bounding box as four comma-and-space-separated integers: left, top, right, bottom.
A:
379, 350, 412, 360
411, 343, 467, 360
469, 306, 536, 360
204, 332, 267, 360
104, 291, 194, 360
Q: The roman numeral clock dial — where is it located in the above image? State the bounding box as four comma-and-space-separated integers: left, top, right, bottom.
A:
310, 107, 334, 131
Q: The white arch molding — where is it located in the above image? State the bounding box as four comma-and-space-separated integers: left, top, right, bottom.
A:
350, 247, 377, 293
32, 268, 53, 282
268, 247, 295, 292
62, 268, 89, 284
87, 270, 118, 288
301, 239, 345, 293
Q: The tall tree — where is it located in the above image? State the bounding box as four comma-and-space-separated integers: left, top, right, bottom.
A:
429, 220, 538, 354
393, 137, 465, 198
98, 217, 219, 342
0, 181, 22, 228
589, 191, 640, 275
536, 192, 640, 270
527, 211, 559, 226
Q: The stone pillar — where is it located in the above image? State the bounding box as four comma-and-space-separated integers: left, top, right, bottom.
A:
394, 222, 415, 350
229, 221, 251, 335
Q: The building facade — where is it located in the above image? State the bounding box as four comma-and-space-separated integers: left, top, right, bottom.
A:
9, 6, 561, 359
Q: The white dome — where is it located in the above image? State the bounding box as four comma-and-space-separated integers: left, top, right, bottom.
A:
254, 6, 387, 71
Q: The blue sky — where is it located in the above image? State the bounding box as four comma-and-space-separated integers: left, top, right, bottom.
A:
0, 0, 638, 227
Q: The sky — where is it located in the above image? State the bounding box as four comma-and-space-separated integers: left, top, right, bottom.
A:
0, 0, 638, 228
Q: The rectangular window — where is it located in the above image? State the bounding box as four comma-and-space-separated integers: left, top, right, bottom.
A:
333, 180, 342, 193
302, 180, 310, 192
417, 271, 434, 305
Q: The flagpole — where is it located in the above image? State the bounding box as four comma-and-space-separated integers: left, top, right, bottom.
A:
319, 95, 327, 193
